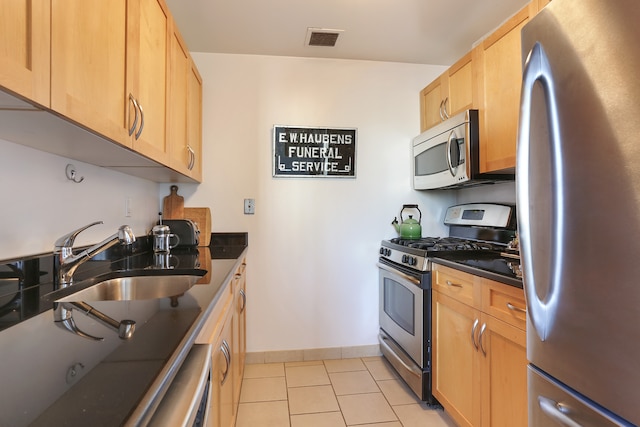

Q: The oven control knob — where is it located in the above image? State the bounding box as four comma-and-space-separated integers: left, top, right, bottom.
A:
379, 247, 384, 255
409, 257, 417, 266
401, 255, 408, 263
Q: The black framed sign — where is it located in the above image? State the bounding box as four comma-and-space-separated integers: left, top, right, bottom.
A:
273, 126, 357, 178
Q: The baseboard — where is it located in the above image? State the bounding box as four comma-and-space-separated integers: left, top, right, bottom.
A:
245, 344, 382, 364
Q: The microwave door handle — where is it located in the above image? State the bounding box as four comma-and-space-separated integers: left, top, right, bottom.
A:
517, 42, 563, 341
446, 130, 457, 176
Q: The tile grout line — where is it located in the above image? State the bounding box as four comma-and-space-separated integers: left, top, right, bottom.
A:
322, 359, 351, 427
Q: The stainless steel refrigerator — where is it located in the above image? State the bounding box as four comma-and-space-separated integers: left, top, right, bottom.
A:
517, 0, 640, 425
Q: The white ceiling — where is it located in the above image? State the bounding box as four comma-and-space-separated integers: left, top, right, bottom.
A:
165, 0, 530, 66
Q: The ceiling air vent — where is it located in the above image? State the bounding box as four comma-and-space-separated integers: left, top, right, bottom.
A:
306, 28, 344, 47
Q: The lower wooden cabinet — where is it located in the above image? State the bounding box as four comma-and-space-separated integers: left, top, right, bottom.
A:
432, 264, 527, 427
195, 257, 247, 427
433, 290, 481, 427
232, 260, 247, 411
213, 306, 234, 427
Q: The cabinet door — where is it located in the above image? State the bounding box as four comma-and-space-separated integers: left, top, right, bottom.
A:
480, 314, 528, 427
420, 75, 446, 132
51, 0, 130, 147
476, 4, 535, 172
168, 28, 202, 181
447, 51, 475, 118
168, 24, 189, 173
432, 291, 481, 427
219, 312, 234, 427
127, 0, 170, 164
209, 308, 234, 427
186, 59, 203, 181
232, 262, 247, 408
0, 0, 50, 106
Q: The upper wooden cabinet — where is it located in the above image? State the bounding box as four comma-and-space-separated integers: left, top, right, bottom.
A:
475, 3, 537, 173
186, 61, 203, 180
51, 0, 170, 162
168, 25, 203, 181
0, 0, 50, 107
51, 0, 130, 147
127, 0, 171, 164
0, 0, 202, 182
420, 51, 475, 132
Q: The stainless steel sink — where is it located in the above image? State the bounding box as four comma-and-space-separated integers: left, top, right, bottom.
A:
55, 275, 200, 302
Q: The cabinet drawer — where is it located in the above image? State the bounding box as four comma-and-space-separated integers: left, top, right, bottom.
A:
480, 279, 526, 330
433, 264, 478, 307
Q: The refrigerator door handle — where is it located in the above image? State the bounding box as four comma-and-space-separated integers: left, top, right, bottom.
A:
538, 396, 583, 427
517, 42, 564, 341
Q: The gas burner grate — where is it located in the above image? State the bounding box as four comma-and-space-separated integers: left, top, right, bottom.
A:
389, 236, 501, 252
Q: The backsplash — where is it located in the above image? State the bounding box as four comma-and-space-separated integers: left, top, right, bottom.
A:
0, 138, 160, 260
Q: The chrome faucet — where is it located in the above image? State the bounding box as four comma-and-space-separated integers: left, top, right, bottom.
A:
54, 221, 136, 288
53, 221, 137, 340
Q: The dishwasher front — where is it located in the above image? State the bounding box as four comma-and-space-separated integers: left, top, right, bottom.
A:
148, 344, 212, 427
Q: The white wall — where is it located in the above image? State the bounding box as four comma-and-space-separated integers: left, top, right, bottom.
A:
163, 53, 457, 352
0, 139, 160, 260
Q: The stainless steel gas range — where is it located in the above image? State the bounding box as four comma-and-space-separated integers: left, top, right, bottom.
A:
378, 203, 519, 404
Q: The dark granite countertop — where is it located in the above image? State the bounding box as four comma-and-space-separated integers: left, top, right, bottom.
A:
0, 232, 248, 427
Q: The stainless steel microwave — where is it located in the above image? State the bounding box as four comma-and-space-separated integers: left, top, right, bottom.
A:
412, 109, 513, 190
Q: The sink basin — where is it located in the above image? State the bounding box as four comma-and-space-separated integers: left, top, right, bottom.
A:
55, 275, 200, 302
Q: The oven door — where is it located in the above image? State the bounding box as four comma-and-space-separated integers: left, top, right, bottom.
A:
378, 262, 425, 366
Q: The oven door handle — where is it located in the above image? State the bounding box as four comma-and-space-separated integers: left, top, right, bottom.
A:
377, 262, 421, 286
379, 334, 422, 378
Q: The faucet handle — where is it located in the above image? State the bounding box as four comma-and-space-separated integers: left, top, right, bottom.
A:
54, 221, 103, 252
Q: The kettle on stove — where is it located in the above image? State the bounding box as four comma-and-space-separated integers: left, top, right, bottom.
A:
391, 204, 422, 239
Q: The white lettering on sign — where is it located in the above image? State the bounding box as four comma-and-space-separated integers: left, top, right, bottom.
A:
291, 161, 339, 172
281, 132, 353, 144
286, 146, 342, 159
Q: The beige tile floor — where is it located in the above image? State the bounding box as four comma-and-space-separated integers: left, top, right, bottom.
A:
235, 356, 458, 427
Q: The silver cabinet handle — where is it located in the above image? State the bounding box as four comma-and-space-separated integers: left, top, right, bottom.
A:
135, 101, 145, 140
506, 302, 527, 313
517, 41, 562, 342
239, 288, 247, 312
442, 97, 450, 119
129, 94, 139, 137
446, 280, 463, 288
220, 339, 231, 385
187, 145, 195, 170
478, 323, 487, 356
471, 318, 479, 350
439, 99, 445, 121
538, 396, 583, 427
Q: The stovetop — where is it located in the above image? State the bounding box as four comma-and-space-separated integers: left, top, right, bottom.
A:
379, 203, 520, 282
388, 236, 503, 252
379, 236, 508, 272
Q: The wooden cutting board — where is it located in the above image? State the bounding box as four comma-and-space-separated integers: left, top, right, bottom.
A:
184, 207, 211, 246
163, 185, 184, 219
